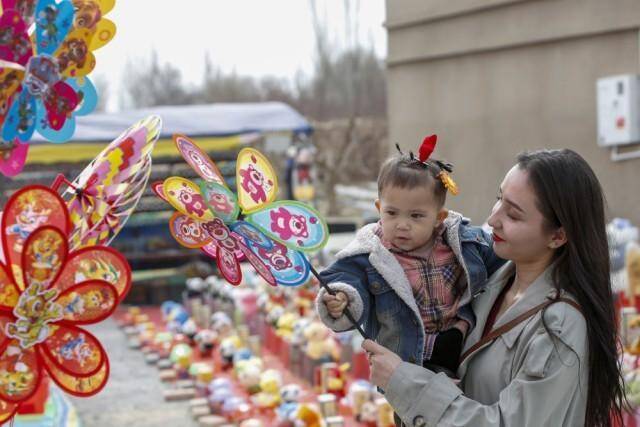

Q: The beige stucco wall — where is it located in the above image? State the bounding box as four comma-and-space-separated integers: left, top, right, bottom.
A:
386, 0, 640, 225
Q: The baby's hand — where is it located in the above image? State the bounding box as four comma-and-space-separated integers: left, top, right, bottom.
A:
322, 291, 348, 319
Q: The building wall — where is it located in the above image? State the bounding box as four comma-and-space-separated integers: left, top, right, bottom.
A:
386, 0, 640, 224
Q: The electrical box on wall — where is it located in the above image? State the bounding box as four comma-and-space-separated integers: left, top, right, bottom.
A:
597, 74, 640, 147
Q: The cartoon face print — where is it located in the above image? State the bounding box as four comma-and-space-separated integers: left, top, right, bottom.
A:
187, 149, 217, 181
15, 0, 38, 24
6, 203, 51, 251
24, 56, 60, 96
37, 5, 61, 45
201, 219, 239, 252
0, 26, 30, 63
6, 282, 62, 348
269, 207, 309, 242
56, 37, 89, 75
168, 183, 207, 217
59, 333, 92, 365
239, 155, 273, 204
0, 368, 34, 396
0, 70, 22, 108
208, 192, 233, 214
72, 0, 102, 29
180, 218, 205, 241
257, 242, 292, 271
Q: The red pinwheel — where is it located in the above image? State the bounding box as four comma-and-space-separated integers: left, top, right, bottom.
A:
0, 184, 130, 422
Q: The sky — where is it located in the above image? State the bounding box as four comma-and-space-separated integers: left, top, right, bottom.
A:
94, 0, 387, 111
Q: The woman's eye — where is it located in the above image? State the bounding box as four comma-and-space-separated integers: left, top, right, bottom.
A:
385, 211, 396, 216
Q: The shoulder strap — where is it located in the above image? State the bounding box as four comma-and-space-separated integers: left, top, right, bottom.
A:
460, 297, 581, 363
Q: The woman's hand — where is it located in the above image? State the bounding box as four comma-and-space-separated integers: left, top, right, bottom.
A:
322, 291, 348, 318
362, 339, 402, 390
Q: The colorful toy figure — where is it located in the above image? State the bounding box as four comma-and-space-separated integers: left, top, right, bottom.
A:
303, 322, 339, 361
252, 369, 282, 410
220, 335, 242, 369
318, 362, 350, 398
194, 329, 217, 357
235, 358, 263, 394
276, 312, 299, 340
276, 384, 302, 421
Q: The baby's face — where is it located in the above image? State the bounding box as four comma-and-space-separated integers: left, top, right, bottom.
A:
376, 185, 444, 252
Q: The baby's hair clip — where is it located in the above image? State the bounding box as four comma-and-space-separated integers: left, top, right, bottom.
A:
419, 134, 459, 196
438, 171, 459, 195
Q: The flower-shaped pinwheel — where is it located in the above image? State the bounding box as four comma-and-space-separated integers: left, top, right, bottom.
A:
52, 115, 161, 250
0, 0, 116, 176
153, 135, 329, 287
0, 184, 131, 422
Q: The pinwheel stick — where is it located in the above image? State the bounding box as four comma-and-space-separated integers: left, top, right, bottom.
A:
308, 264, 370, 340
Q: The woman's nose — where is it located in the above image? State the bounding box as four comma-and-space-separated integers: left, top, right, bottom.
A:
487, 207, 500, 229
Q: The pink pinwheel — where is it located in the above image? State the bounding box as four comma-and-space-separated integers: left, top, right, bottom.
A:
153, 135, 329, 288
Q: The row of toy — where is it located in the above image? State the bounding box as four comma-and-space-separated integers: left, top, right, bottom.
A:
178, 274, 388, 423
118, 304, 320, 425
155, 301, 389, 427
254, 279, 375, 391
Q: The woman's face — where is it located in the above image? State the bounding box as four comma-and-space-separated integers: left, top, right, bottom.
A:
487, 165, 559, 265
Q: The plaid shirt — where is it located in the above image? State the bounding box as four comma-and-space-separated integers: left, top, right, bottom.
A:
376, 224, 467, 361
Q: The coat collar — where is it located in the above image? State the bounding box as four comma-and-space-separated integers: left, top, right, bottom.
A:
458, 261, 559, 377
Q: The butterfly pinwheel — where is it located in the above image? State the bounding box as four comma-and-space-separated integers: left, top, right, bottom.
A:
0, 184, 131, 423
0, 0, 116, 176
152, 135, 329, 288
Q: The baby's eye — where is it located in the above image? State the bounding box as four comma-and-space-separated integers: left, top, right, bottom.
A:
411, 213, 425, 219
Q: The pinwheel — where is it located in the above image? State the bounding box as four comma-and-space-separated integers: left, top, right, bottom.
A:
154, 135, 368, 337
152, 135, 328, 288
0, 0, 116, 176
0, 184, 131, 423
51, 115, 162, 250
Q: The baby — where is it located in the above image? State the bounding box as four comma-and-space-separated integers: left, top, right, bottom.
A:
317, 135, 504, 375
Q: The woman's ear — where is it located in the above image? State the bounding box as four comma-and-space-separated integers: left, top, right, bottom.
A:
548, 227, 568, 249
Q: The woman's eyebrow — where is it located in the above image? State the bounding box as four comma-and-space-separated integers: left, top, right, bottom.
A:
503, 196, 525, 213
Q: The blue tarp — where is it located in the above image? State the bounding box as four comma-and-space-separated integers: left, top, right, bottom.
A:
30, 102, 313, 143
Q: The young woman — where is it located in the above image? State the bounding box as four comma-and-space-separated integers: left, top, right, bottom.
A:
364, 149, 628, 427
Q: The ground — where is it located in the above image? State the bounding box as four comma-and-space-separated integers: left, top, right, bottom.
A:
69, 319, 199, 427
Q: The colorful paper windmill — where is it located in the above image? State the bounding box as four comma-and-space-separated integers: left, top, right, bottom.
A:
153, 135, 329, 288
52, 115, 162, 250
0, 0, 117, 176
0, 184, 131, 422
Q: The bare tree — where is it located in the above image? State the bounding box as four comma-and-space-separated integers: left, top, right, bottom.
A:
120, 50, 196, 109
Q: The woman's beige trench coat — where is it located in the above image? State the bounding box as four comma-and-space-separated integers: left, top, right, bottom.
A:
384, 262, 588, 427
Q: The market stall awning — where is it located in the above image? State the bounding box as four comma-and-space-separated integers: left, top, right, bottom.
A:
26, 134, 256, 164
30, 101, 313, 143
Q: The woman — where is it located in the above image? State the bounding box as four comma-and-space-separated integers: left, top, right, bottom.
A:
364, 149, 627, 426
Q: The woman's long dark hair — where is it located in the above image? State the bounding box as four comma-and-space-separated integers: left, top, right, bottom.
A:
518, 149, 628, 427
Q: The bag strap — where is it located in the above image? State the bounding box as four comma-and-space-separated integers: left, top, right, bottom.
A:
460, 297, 582, 363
